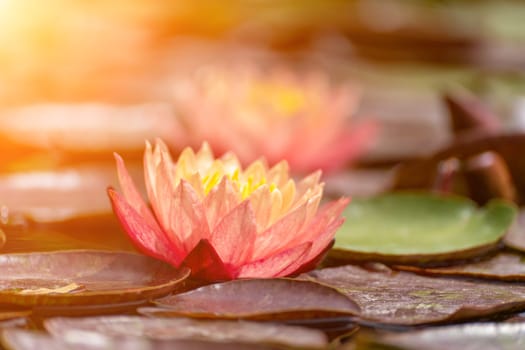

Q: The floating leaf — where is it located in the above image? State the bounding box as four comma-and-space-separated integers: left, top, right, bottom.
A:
504, 209, 525, 252
2, 213, 135, 254
302, 264, 525, 326
0, 164, 144, 223
281, 317, 358, 341
461, 151, 517, 205
332, 193, 516, 264
0, 311, 31, 322
0, 228, 5, 250
397, 251, 525, 281
45, 315, 328, 349
0, 103, 181, 161
0, 251, 190, 307
1, 329, 273, 350
0, 318, 28, 330
0, 165, 142, 253
505, 312, 525, 323
18, 283, 85, 295
443, 90, 501, 137
391, 133, 525, 204
0, 310, 31, 329
355, 322, 525, 350
323, 169, 393, 199
147, 278, 359, 320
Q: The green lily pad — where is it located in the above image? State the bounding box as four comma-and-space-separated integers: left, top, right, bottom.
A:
331, 192, 517, 264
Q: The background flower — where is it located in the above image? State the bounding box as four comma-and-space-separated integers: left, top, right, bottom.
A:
108, 140, 348, 281
171, 65, 377, 174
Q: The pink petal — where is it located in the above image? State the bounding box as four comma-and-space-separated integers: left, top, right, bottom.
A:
107, 187, 183, 266
113, 152, 161, 234
210, 200, 257, 268
300, 198, 349, 263
295, 239, 335, 275
203, 177, 241, 231
185, 172, 204, 199
152, 151, 176, 231
267, 161, 291, 187
237, 241, 312, 278
295, 171, 322, 200
182, 239, 233, 281
143, 141, 162, 222
265, 200, 348, 277
248, 185, 273, 231
252, 201, 308, 260
306, 217, 344, 262
169, 180, 211, 254
143, 152, 186, 255
283, 86, 360, 173
276, 242, 318, 277
144, 140, 175, 221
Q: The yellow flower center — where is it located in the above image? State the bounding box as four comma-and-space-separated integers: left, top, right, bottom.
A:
201, 167, 277, 200
249, 83, 306, 116
239, 176, 277, 200
202, 170, 223, 195
148, 141, 321, 230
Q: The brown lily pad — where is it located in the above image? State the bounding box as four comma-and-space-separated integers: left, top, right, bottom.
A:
443, 90, 501, 137
0, 103, 181, 161
146, 278, 359, 320
301, 264, 525, 326
31, 300, 167, 319
0, 311, 31, 323
45, 316, 328, 349
392, 133, 525, 204
0, 165, 145, 253
504, 209, 525, 252
323, 169, 394, 199
396, 251, 525, 281
2, 213, 135, 254
0, 311, 31, 330
505, 312, 525, 323
1, 329, 274, 350
0, 227, 5, 250
0, 164, 142, 223
462, 151, 517, 205
0, 250, 190, 307
355, 322, 525, 350
281, 317, 359, 341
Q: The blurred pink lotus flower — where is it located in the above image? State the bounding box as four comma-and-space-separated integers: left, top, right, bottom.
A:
108, 140, 348, 281
171, 66, 377, 174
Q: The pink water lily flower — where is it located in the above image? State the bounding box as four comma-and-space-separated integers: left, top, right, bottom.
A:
108, 140, 349, 281
171, 65, 377, 174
